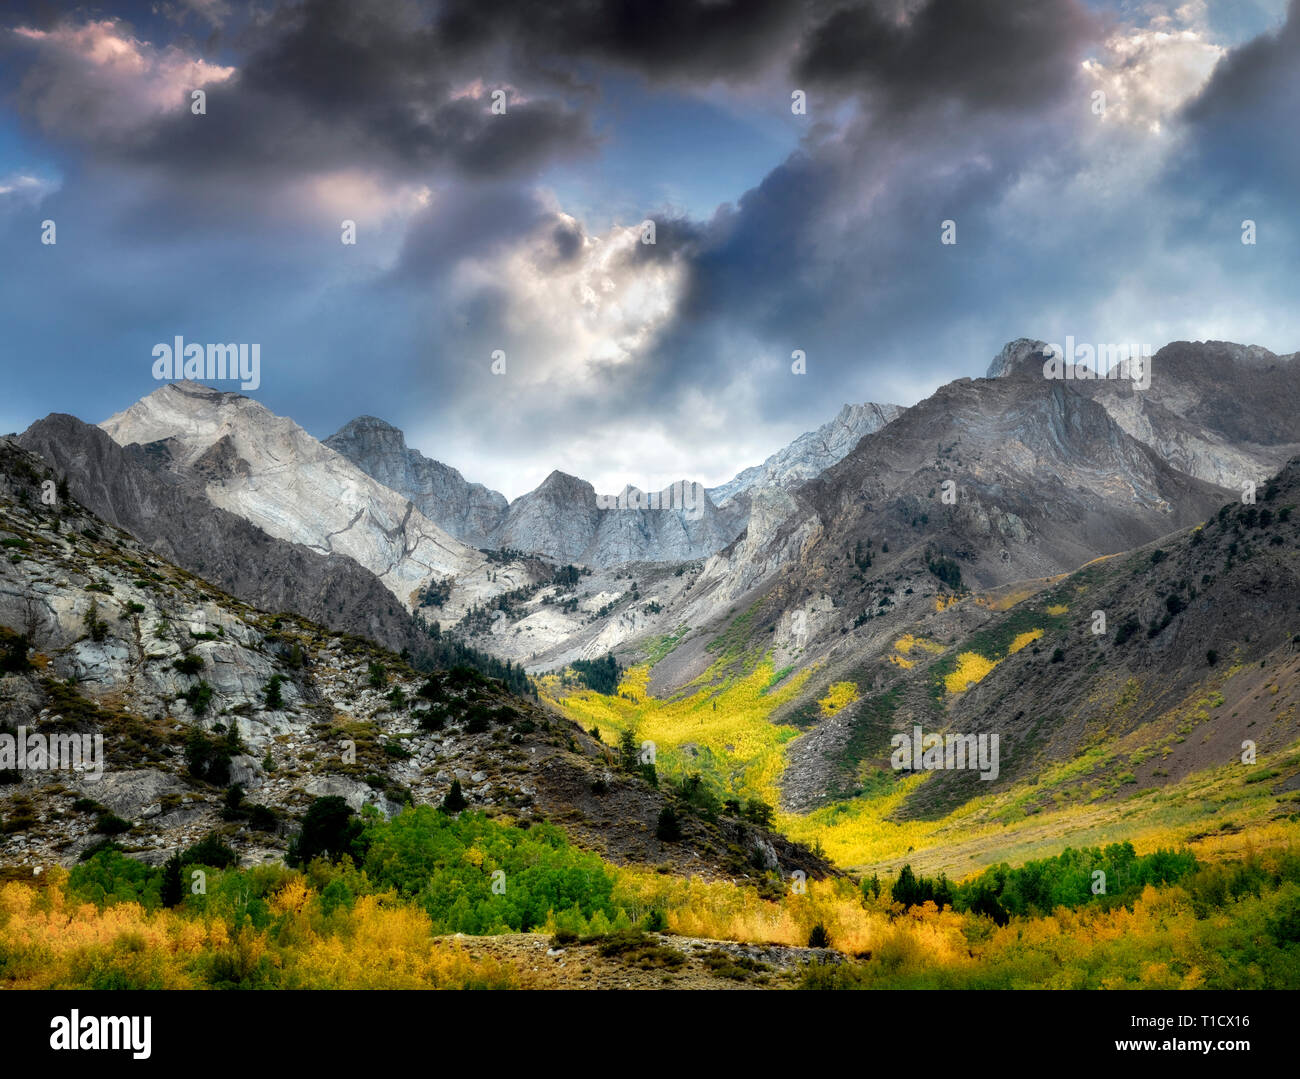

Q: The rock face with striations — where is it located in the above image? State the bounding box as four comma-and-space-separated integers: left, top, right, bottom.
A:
707, 401, 904, 507
97, 382, 488, 609
324, 416, 508, 549
985, 338, 1300, 488
18, 414, 431, 654
984, 337, 1052, 379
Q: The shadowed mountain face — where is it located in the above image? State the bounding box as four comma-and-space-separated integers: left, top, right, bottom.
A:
782, 456, 1300, 829
17, 414, 432, 655
795, 372, 1234, 590
324, 416, 509, 549
673, 363, 1237, 642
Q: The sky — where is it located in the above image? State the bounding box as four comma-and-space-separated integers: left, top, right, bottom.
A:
0, 0, 1297, 499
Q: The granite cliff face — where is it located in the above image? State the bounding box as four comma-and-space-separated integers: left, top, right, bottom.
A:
497, 472, 744, 565
324, 416, 509, 549
98, 383, 491, 611
324, 402, 905, 568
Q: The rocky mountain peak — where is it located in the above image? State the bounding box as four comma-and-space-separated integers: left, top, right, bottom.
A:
707, 399, 904, 507
985, 338, 1051, 379
100, 383, 490, 610
535, 470, 595, 500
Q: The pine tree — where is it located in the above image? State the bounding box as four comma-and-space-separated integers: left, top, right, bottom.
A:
160, 853, 183, 908
656, 805, 681, 841
442, 778, 467, 813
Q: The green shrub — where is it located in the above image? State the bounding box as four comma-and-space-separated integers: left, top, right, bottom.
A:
172, 654, 204, 676
182, 833, 239, 869
184, 728, 239, 785
94, 813, 132, 836
183, 681, 214, 715
362, 806, 618, 934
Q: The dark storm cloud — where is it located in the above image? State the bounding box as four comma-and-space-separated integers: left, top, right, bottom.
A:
795, 0, 1097, 114
436, 0, 811, 84
1176, 0, 1300, 203
4, 0, 599, 183
614, 213, 706, 267
613, 0, 1103, 422
392, 183, 549, 282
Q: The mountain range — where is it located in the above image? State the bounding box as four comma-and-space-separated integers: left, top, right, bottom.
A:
4, 336, 1299, 878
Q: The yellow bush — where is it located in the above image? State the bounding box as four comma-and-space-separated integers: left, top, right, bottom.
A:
1007, 629, 1044, 654
894, 634, 945, 655
944, 652, 999, 694
818, 681, 859, 717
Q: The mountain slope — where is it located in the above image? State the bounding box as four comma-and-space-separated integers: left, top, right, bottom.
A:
786, 454, 1299, 809
19, 414, 428, 655
989, 338, 1300, 489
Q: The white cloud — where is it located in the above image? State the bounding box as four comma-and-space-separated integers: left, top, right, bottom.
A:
453, 209, 687, 387
1082, 25, 1224, 134
0, 173, 60, 205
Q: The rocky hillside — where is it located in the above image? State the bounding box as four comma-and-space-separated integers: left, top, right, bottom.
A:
778, 456, 1300, 818
620, 348, 1232, 701
19, 414, 432, 656
0, 438, 829, 884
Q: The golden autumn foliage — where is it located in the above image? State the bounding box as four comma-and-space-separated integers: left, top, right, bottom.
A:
818, 681, 859, 717
943, 651, 1000, 694
3, 828, 1299, 989
1007, 628, 1044, 654
894, 634, 945, 656
0, 871, 515, 990
544, 658, 811, 803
